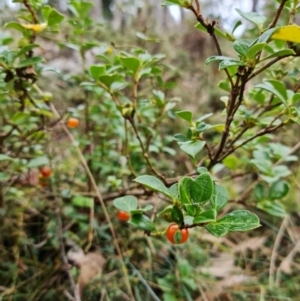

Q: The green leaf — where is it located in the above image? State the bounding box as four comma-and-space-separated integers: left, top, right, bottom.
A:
257, 200, 286, 217
206, 55, 236, 65
219, 59, 246, 70
72, 196, 93, 208
235, 9, 266, 29
233, 39, 250, 57
206, 210, 260, 237
268, 180, 289, 200
18, 56, 44, 68
180, 140, 206, 160
176, 110, 193, 123
161, 0, 184, 6
98, 74, 123, 90
246, 42, 267, 59
179, 177, 198, 216
171, 206, 184, 225
89, 65, 106, 80
193, 209, 216, 223
205, 224, 228, 238
255, 80, 288, 105
4, 22, 27, 33
27, 157, 49, 168
219, 210, 260, 231
210, 184, 228, 211
143, 204, 154, 212
113, 195, 138, 212
178, 175, 213, 216
194, 173, 214, 203
261, 49, 295, 61
174, 230, 182, 244
128, 214, 156, 231
157, 205, 173, 222
134, 175, 172, 198
0, 154, 15, 161
47, 8, 65, 27
169, 183, 179, 199
254, 183, 265, 201
119, 57, 141, 75
232, 20, 242, 34
256, 28, 279, 43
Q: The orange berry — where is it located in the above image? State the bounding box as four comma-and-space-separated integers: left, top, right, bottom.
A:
166, 223, 189, 244
39, 166, 52, 178
67, 117, 79, 128
117, 211, 130, 222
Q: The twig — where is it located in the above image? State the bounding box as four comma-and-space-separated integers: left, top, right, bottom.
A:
188, 6, 234, 87
194, 0, 201, 15
50, 104, 136, 301
128, 117, 167, 184
218, 122, 284, 163
23, 0, 38, 23
269, 216, 288, 289
269, 0, 288, 28
275, 237, 300, 285
56, 208, 80, 301
247, 55, 298, 81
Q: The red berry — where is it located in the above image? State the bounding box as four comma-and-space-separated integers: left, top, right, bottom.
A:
40, 166, 52, 178
117, 211, 130, 222
67, 117, 79, 128
166, 223, 189, 244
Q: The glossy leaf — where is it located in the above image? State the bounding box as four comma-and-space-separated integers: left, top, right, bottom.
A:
206, 210, 260, 237
161, 0, 182, 6
119, 56, 141, 75
18, 57, 44, 68
194, 173, 214, 203
72, 196, 93, 208
210, 184, 228, 211
235, 9, 266, 28
47, 8, 65, 27
233, 39, 250, 57
27, 157, 49, 168
134, 175, 172, 198
89, 65, 106, 80
262, 49, 295, 61
179, 177, 197, 216
246, 42, 266, 59
171, 206, 184, 225
113, 195, 138, 212
176, 110, 193, 123
206, 55, 236, 65
128, 214, 156, 231
157, 205, 173, 222
193, 209, 216, 223
254, 183, 266, 201
219, 59, 246, 70
257, 200, 286, 217
179, 140, 206, 159
268, 180, 289, 200
255, 80, 288, 105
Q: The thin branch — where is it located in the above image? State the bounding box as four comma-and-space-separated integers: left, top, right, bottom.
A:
188, 6, 234, 87
218, 122, 284, 162
269, 0, 288, 28
128, 117, 167, 184
247, 55, 298, 81
194, 0, 201, 15
50, 104, 136, 301
269, 216, 288, 288
56, 208, 80, 301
